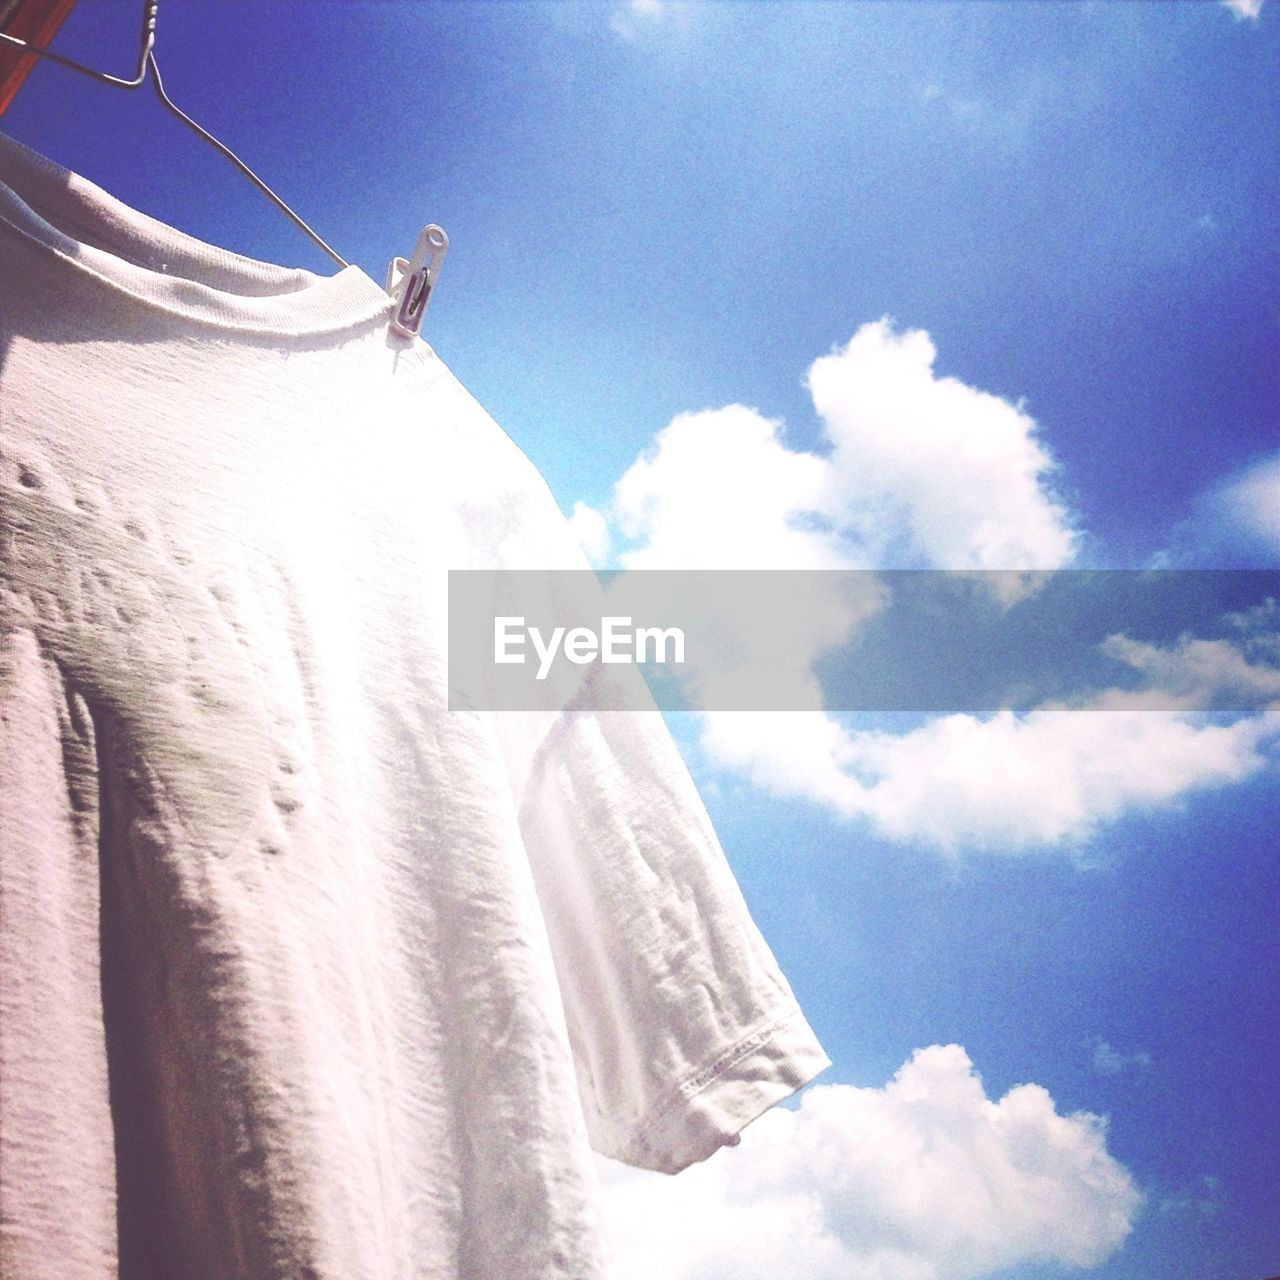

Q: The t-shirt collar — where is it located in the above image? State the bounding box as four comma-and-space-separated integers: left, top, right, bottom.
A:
0, 128, 394, 338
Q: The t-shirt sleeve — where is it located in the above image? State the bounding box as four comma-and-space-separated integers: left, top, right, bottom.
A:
431, 359, 832, 1173
509, 684, 832, 1176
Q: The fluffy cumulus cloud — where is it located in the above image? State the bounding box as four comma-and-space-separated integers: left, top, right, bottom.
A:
603, 402, 844, 570
574, 320, 1079, 733
579, 319, 1080, 579
573, 323, 1280, 853
698, 695, 1280, 855
696, 622, 1280, 854
806, 321, 1079, 574
596, 1044, 1143, 1280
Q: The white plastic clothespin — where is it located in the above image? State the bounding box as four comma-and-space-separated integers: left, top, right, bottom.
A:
385, 224, 449, 339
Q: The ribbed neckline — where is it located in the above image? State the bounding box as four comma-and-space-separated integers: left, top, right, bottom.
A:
0, 129, 396, 337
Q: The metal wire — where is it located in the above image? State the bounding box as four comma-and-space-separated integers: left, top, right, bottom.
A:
0, 0, 151, 87
0, 0, 350, 268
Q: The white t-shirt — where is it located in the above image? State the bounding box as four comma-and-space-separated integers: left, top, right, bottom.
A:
0, 128, 831, 1280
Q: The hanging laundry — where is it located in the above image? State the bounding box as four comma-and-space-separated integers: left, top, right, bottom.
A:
0, 128, 830, 1280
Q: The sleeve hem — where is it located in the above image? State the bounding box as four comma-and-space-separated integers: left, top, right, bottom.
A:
613, 1004, 833, 1176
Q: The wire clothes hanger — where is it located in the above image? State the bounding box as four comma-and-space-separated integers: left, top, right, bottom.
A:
0, 0, 447, 337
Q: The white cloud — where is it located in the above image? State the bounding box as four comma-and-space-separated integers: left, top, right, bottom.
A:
597, 1044, 1143, 1280
605, 403, 846, 570
694, 611, 1280, 855
1221, 0, 1265, 21
1160, 449, 1280, 566
568, 319, 1082, 736
574, 326, 1280, 854
808, 321, 1079, 575
1090, 1039, 1153, 1076
1098, 631, 1280, 706
1225, 596, 1280, 660
698, 697, 1280, 855
568, 499, 612, 565
1217, 451, 1280, 556
577, 398, 887, 713
577, 320, 1080, 590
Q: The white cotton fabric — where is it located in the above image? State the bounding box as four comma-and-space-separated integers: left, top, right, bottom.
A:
0, 129, 831, 1280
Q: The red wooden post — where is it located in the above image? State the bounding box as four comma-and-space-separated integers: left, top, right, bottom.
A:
0, 0, 81, 116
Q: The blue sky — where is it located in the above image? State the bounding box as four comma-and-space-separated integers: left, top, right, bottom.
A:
5, 2, 1277, 1278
